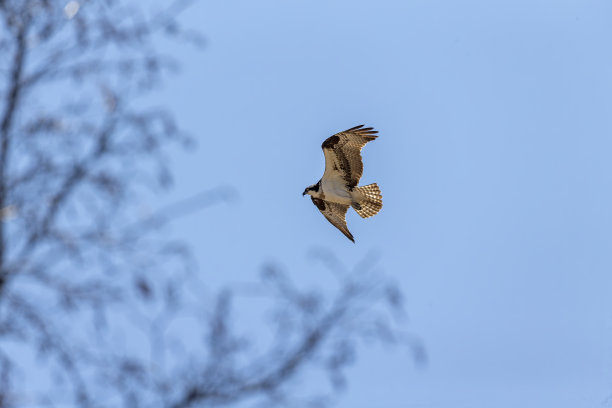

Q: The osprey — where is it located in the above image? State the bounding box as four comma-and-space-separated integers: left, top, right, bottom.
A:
303, 125, 382, 242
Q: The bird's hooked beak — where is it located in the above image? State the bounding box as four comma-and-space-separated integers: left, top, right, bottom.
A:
302, 190, 306, 196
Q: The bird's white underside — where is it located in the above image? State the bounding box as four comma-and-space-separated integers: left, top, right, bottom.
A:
317, 146, 355, 205
320, 178, 353, 205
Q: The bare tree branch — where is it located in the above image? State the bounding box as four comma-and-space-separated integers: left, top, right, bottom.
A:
0, 9, 28, 288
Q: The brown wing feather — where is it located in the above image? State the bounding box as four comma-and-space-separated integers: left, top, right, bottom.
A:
311, 198, 354, 242
321, 125, 378, 188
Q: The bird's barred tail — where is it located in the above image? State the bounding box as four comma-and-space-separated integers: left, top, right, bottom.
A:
354, 183, 383, 218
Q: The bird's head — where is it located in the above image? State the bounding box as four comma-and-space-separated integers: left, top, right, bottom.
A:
302, 183, 319, 197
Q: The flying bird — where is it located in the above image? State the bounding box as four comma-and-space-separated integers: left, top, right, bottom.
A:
303, 125, 382, 242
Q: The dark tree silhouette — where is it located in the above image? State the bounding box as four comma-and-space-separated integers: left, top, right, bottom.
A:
0, 1, 422, 407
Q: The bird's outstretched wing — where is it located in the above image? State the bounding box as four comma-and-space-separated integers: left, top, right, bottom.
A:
311, 197, 354, 242
321, 125, 378, 188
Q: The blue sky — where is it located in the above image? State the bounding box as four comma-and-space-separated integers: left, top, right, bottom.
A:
150, 0, 612, 406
